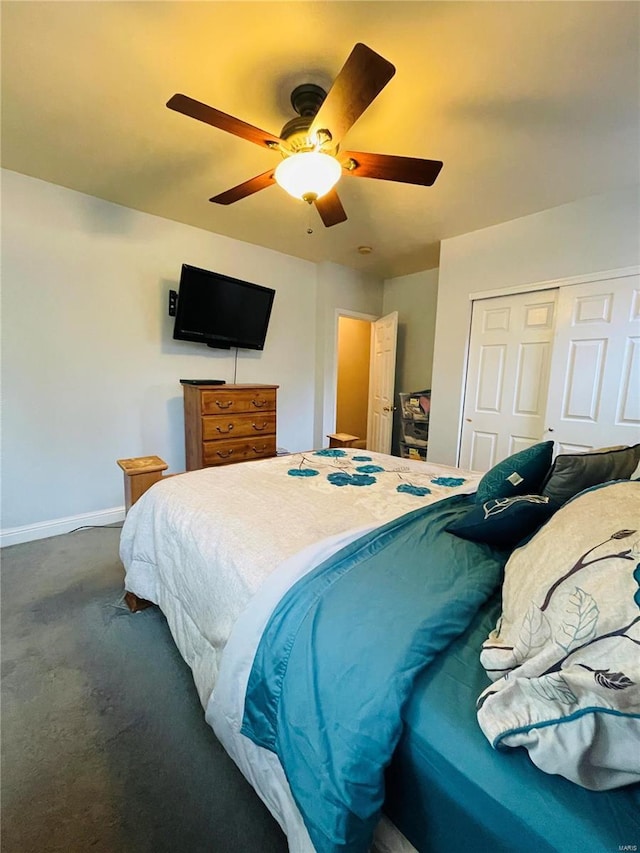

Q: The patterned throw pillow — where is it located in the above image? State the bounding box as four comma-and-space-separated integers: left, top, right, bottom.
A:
477, 480, 640, 791
476, 441, 554, 504
446, 495, 554, 548
541, 443, 640, 507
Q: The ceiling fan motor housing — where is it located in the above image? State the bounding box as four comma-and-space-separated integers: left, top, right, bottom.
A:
290, 83, 327, 117
280, 84, 330, 152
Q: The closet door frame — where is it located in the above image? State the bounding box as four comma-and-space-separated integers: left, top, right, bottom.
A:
457, 265, 639, 467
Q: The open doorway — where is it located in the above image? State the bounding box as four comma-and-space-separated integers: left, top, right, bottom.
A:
335, 316, 372, 450
333, 310, 398, 453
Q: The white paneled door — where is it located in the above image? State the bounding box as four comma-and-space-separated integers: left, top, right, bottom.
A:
544, 274, 640, 453
459, 290, 558, 471
366, 311, 398, 454
459, 273, 640, 472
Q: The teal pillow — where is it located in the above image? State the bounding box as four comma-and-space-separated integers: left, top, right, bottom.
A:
476, 441, 554, 504
446, 494, 554, 548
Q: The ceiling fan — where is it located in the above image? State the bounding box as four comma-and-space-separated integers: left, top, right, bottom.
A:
166, 43, 443, 227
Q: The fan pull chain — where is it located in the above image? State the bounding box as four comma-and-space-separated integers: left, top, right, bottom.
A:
306, 200, 314, 235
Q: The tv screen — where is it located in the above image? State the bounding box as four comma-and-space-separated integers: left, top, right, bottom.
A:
173, 264, 275, 351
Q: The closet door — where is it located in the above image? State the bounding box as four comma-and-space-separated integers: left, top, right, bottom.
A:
544, 274, 640, 452
459, 290, 557, 471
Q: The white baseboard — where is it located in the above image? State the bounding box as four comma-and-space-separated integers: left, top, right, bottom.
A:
1, 506, 126, 548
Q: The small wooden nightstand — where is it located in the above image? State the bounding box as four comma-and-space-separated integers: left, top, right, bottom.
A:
327, 433, 360, 448
117, 455, 168, 512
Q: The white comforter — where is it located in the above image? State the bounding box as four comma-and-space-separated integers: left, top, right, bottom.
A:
119, 449, 481, 852
120, 449, 480, 705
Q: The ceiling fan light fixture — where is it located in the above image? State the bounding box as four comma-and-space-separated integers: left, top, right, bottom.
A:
275, 152, 342, 202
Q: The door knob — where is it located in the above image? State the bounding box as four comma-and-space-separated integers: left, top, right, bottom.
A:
383, 405, 397, 413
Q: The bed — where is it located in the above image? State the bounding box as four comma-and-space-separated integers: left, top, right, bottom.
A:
119, 444, 640, 853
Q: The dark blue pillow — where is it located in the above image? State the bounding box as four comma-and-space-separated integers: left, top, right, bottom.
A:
476, 441, 554, 504
446, 494, 554, 548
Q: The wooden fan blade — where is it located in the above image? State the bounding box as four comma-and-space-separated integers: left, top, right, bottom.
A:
167, 94, 282, 149
341, 151, 443, 186
314, 190, 348, 227
308, 44, 395, 146
210, 170, 276, 205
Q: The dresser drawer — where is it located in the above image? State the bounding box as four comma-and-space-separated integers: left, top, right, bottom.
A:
200, 388, 276, 416
202, 435, 277, 466
201, 412, 276, 441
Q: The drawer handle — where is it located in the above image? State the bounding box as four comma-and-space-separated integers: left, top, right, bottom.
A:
216, 449, 234, 458
216, 424, 234, 434
215, 400, 233, 409
252, 445, 268, 454
251, 399, 268, 408
252, 421, 268, 431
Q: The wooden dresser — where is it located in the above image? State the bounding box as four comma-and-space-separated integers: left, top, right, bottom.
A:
182, 382, 279, 471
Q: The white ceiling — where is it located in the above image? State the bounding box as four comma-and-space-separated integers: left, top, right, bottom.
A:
2, 1, 639, 278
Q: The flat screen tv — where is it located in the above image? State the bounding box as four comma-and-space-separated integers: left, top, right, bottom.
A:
172, 264, 276, 351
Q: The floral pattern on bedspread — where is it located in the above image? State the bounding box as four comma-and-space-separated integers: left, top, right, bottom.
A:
285, 450, 470, 507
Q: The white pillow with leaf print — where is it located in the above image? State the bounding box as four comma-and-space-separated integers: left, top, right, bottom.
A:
477, 480, 640, 791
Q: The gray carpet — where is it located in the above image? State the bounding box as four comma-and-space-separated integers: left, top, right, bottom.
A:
1, 526, 288, 853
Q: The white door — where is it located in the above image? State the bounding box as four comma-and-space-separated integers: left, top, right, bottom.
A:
366, 311, 398, 454
544, 274, 640, 452
459, 290, 558, 471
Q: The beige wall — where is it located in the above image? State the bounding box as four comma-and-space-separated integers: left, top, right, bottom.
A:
335, 316, 371, 446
